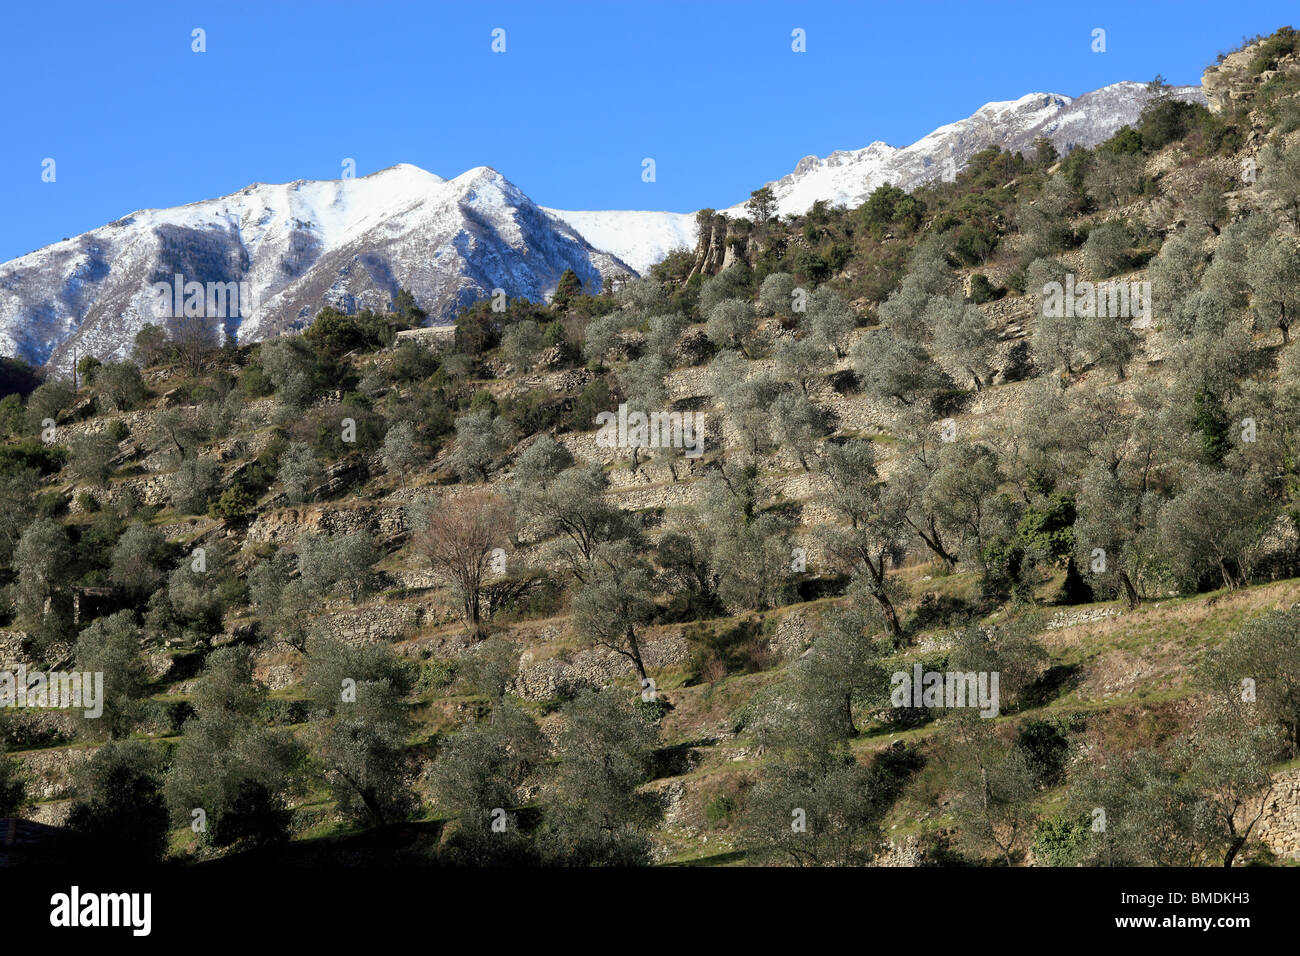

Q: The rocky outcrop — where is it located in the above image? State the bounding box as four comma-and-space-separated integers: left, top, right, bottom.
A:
1203, 46, 1259, 114
1203, 35, 1300, 116
687, 212, 730, 281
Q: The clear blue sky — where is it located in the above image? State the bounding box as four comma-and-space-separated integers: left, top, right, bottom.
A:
2, 0, 1295, 261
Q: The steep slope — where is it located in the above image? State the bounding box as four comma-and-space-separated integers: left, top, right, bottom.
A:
725, 81, 1207, 217
0, 164, 633, 368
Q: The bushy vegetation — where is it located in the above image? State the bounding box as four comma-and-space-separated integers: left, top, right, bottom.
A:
4, 26, 1300, 869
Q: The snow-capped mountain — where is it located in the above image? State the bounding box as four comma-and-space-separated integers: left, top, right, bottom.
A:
0, 164, 634, 368
724, 81, 1207, 218
0, 80, 1207, 369
539, 209, 698, 276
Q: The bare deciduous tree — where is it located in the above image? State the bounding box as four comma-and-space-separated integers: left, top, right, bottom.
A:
411, 490, 514, 638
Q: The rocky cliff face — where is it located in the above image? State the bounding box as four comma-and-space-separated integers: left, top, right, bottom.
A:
1203, 36, 1300, 114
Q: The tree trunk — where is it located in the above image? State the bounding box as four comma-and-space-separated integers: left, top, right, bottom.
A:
912, 517, 958, 569
878, 595, 903, 646
1223, 836, 1246, 868
1119, 571, 1139, 609
1218, 558, 1235, 591
860, 554, 904, 644
626, 625, 648, 684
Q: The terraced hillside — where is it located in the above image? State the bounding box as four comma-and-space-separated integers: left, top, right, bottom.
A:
4, 28, 1300, 868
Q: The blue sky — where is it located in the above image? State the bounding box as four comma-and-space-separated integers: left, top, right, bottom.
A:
1, 0, 1295, 261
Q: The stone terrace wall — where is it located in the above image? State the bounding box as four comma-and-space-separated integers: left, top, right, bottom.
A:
1255, 767, 1300, 861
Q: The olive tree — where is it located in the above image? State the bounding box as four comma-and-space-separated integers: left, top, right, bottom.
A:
381, 420, 421, 487
1081, 219, 1133, 278
304, 635, 419, 827
768, 390, 831, 470
511, 462, 637, 583
923, 440, 1007, 566
295, 529, 380, 603
1085, 150, 1143, 209
1072, 463, 1159, 608
851, 328, 949, 407
705, 298, 759, 358
1069, 713, 1284, 867
773, 336, 826, 396
427, 701, 547, 863
448, 410, 514, 483
804, 287, 857, 357
927, 296, 997, 390
1258, 140, 1300, 229
168, 454, 221, 514
1079, 309, 1139, 380
93, 361, 148, 413
1150, 226, 1208, 336
1156, 467, 1269, 592
65, 740, 170, 864
24, 380, 74, 435
1027, 257, 1083, 375
74, 610, 148, 739
277, 441, 324, 504
570, 541, 656, 684
539, 688, 662, 866
1246, 234, 1300, 345
758, 271, 798, 319
943, 713, 1039, 865
67, 430, 119, 488
1200, 607, 1300, 752
0, 470, 38, 564
500, 319, 545, 371
164, 646, 298, 849
706, 350, 783, 455
816, 439, 907, 640
109, 523, 170, 597
0, 745, 29, 820
13, 517, 72, 626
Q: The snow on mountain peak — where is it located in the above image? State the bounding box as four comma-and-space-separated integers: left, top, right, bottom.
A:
0, 162, 633, 368
725, 81, 1204, 219
0, 79, 1209, 368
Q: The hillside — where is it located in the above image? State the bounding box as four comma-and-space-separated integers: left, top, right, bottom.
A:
4, 26, 1300, 871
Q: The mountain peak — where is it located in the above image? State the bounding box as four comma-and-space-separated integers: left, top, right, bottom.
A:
366, 163, 446, 184
0, 161, 631, 367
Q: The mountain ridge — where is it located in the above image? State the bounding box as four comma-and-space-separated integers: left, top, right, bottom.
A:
0, 80, 1205, 369
0, 163, 634, 369
722, 81, 1207, 218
